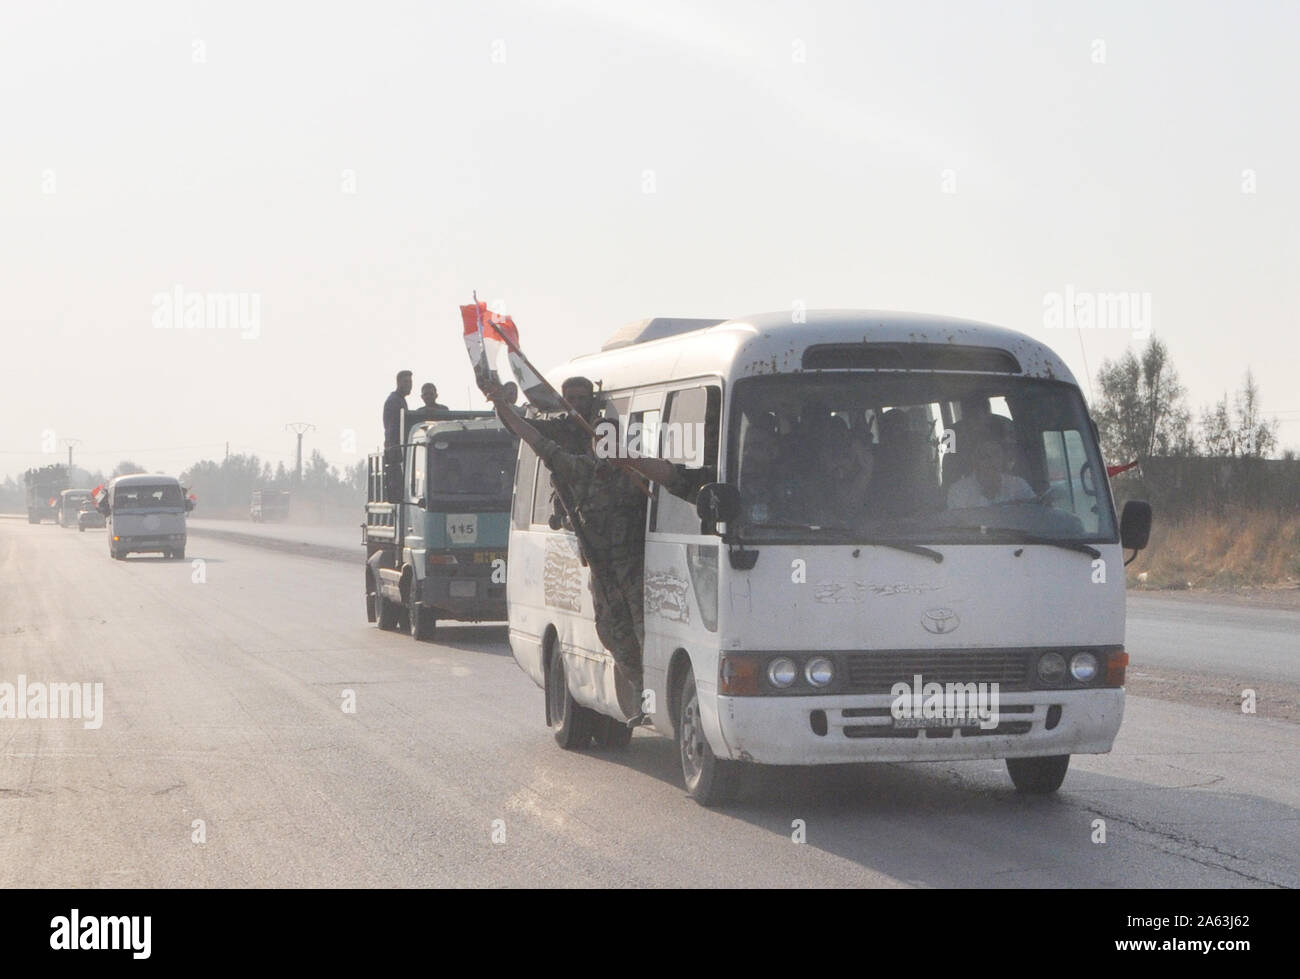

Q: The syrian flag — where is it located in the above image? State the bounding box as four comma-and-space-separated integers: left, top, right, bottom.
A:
460, 298, 565, 410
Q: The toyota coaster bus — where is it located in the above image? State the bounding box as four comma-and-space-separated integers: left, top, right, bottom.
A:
506, 310, 1153, 805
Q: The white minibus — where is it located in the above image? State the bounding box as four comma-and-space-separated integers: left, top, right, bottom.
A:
506, 310, 1152, 805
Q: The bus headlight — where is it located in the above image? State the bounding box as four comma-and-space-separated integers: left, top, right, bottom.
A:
767, 657, 798, 688
1037, 652, 1067, 684
805, 657, 834, 687
1070, 651, 1099, 682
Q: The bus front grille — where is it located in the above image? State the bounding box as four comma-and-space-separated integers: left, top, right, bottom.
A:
842, 649, 1034, 692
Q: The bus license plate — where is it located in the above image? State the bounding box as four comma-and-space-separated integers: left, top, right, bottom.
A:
892, 715, 972, 729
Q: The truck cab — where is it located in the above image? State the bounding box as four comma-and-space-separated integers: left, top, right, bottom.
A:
363, 411, 517, 639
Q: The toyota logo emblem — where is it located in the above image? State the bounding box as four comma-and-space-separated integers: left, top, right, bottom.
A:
921, 607, 960, 635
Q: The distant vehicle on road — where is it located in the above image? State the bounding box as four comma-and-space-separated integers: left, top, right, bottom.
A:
77, 501, 105, 531
56, 489, 93, 528
364, 411, 516, 640
249, 489, 290, 522
97, 474, 195, 559
24, 464, 68, 524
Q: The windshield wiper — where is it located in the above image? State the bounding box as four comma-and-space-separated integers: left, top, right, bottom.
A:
941, 524, 1101, 558
744, 523, 944, 563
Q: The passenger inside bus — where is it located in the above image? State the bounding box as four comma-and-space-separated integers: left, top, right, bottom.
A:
946, 417, 1036, 508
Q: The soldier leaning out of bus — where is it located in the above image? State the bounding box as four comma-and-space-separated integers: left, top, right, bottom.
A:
484, 380, 711, 720
527, 376, 601, 530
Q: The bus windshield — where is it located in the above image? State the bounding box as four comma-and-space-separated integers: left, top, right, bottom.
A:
728, 373, 1116, 544
114, 484, 185, 509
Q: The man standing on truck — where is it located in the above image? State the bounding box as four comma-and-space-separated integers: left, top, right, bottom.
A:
484, 381, 710, 720
383, 370, 414, 502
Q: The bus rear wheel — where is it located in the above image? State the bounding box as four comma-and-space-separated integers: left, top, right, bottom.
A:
677, 668, 739, 806
546, 649, 592, 750
1006, 754, 1070, 794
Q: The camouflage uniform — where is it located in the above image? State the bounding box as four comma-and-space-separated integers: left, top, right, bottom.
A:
535, 438, 649, 684
531, 414, 593, 531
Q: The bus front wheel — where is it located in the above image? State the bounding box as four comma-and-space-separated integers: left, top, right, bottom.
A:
546, 649, 592, 750
1006, 754, 1070, 794
677, 668, 739, 806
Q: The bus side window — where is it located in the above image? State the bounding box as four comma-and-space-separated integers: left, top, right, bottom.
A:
531, 451, 555, 527
513, 441, 538, 530
652, 385, 720, 535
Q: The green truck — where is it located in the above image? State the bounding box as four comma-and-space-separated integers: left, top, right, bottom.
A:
24, 464, 69, 524
363, 411, 517, 639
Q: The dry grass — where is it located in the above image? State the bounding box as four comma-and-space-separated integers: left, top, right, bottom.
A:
1127, 508, 1300, 590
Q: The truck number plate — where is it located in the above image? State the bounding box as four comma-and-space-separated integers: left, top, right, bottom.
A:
446, 515, 477, 544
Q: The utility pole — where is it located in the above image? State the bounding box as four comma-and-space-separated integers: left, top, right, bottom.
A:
61, 438, 82, 471
284, 423, 315, 483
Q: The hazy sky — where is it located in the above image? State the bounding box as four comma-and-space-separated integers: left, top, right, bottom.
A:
3, 0, 1297, 480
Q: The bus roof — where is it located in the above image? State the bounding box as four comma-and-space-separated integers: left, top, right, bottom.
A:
556, 309, 1079, 392
109, 473, 182, 487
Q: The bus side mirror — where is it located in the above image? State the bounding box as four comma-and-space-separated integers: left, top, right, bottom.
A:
1120, 500, 1152, 552
696, 483, 740, 536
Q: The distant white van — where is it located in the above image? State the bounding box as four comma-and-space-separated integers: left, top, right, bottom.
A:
506, 310, 1152, 804
100, 474, 195, 560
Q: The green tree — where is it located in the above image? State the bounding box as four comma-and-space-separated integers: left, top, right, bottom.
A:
1093, 336, 1192, 463
1198, 370, 1279, 458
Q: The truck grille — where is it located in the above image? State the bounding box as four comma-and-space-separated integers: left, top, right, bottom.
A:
842, 649, 1033, 692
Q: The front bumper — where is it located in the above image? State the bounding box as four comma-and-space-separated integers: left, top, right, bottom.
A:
114, 534, 186, 551
713, 688, 1124, 765
418, 574, 506, 622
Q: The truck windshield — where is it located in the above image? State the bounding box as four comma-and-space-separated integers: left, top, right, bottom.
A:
428, 440, 516, 500
115, 485, 184, 509
728, 373, 1116, 544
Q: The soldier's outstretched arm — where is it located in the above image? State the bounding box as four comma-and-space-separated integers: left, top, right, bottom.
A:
485, 384, 546, 451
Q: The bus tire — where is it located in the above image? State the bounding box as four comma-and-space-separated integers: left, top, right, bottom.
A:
591, 714, 633, 750
677, 668, 739, 806
376, 591, 399, 631
546, 647, 592, 750
1006, 754, 1070, 794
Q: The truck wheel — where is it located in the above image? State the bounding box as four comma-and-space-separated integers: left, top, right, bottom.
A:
409, 601, 435, 641
376, 591, 399, 630
546, 648, 592, 750
590, 714, 633, 750
176, 547, 185, 561
677, 668, 740, 806
1006, 755, 1070, 794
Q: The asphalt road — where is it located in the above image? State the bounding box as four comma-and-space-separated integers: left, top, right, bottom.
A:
2, 519, 1297, 887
